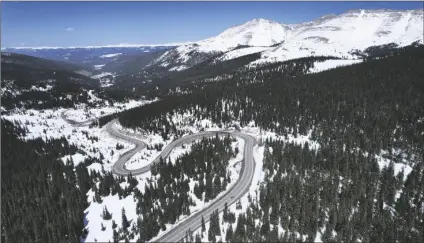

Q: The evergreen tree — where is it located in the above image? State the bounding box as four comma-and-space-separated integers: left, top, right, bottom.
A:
102, 206, 112, 220
195, 233, 202, 243
122, 207, 130, 229
225, 224, 234, 242
201, 216, 206, 233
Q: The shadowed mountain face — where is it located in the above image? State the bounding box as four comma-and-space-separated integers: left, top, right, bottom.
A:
1, 52, 91, 73
1, 52, 104, 110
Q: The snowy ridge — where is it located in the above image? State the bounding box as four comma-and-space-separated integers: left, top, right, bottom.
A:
153, 19, 289, 68
217, 46, 271, 62
154, 9, 424, 69
197, 18, 289, 51
253, 9, 424, 64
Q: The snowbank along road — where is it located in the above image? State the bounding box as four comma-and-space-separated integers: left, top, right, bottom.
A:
62, 112, 257, 242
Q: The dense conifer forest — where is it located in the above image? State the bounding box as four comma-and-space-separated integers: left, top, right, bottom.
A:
1, 119, 89, 242
102, 46, 424, 156
208, 139, 423, 242
99, 45, 424, 242
2, 44, 423, 242
1, 118, 240, 243
1, 53, 102, 110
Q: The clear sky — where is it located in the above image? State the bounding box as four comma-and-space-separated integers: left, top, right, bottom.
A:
1, 1, 423, 48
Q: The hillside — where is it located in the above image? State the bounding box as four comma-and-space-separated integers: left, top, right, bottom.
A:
1, 45, 176, 70
100, 45, 424, 242
3, 42, 423, 243
1, 52, 101, 110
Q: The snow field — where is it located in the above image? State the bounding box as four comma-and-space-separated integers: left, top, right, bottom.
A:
308, 59, 363, 73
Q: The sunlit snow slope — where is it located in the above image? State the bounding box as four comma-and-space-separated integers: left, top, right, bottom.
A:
154, 9, 424, 69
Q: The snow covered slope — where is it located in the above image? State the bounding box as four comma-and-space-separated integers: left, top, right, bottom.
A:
197, 18, 289, 50
217, 46, 270, 62
152, 19, 289, 69
254, 9, 424, 64
154, 9, 424, 69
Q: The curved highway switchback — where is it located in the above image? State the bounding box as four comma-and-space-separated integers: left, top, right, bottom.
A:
62, 111, 257, 242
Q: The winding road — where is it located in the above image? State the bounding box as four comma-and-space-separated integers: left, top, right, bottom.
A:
62, 110, 257, 242
60, 110, 96, 127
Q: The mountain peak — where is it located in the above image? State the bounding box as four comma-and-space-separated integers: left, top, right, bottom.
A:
154, 8, 423, 70
247, 18, 279, 24
208, 18, 288, 48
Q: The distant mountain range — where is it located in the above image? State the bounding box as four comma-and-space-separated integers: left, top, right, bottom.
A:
2, 8, 423, 82
1, 46, 177, 70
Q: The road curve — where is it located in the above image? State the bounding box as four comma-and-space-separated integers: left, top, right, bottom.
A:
60, 110, 96, 127
62, 112, 257, 242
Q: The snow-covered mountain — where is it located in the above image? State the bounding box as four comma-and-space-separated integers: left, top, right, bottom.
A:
154, 9, 424, 70
193, 18, 290, 50
152, 18, 290, 70
254, 9, 424, 64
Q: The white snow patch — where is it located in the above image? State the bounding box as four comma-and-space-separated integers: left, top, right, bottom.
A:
374, 149, 414, 180
84, 191, 137, 243
100, 53, 122, 58
169, 65, 189, 72
63, 98, 157, 123
61, 153, 87, 166
309, 59, 363, 73
91, 72, 115, 79
94, 64, 106, 70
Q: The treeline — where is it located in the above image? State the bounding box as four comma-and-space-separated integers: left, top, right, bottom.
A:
243, 55, 341, 73
109, 46, 424, 153
356, 41, 423, 61
106, 54, 343, 101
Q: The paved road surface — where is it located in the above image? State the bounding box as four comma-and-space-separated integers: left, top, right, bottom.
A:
62, 113, 257, 242
60, 110, 95, 127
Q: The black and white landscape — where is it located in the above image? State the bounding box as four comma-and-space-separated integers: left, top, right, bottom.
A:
2, 6, 424, 243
